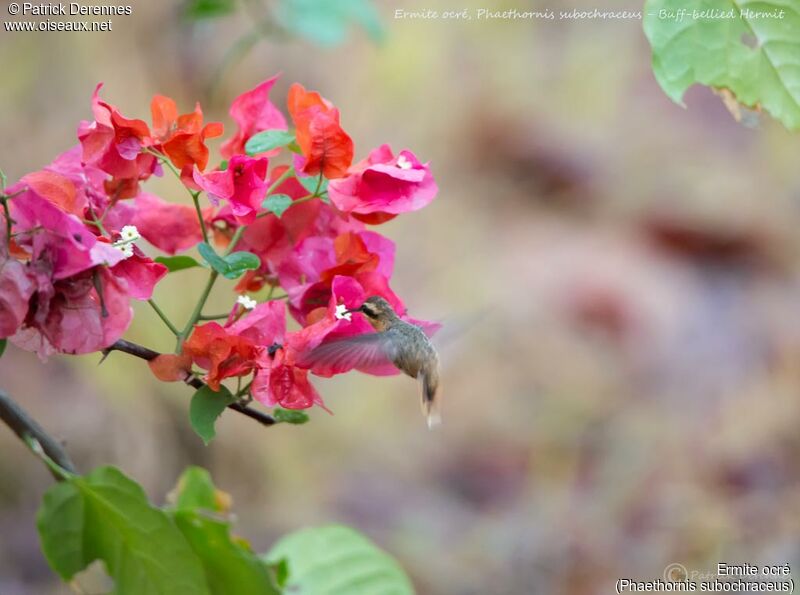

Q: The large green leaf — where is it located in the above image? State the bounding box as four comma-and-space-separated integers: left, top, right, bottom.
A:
174, 512, 281, 595
171, 466, 220, 512
37, 466, 210, 595
644, 0, 800, 129
169, 467, 282, 595
276, 0, 384, 47
190, 385, 236, 445
0, 338, 6, 358
265, 525, 414, 595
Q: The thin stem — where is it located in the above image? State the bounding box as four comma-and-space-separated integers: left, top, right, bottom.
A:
177, 271, 219, 350
191, 191, 210, 243
144, 148, 209, 243
198, 313, 231, 321
0, 390, 77, 480
102, 340, 276, 426
147, 299, 180, 337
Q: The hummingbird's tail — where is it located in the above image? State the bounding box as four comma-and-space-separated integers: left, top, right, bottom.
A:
419, 365, 441, 429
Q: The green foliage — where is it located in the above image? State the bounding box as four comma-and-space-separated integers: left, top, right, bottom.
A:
276, 0, 384, 47
262, 194, 294, 218
190, 385, 236, 445
644, 0, 800, 130
273, 407, 310, 424
155, 255, 202, 272
36, 463, 416, 595
0, 338, 6, 358
37, 466, 210, 594
184, 0, 236, 20
265, 525, 415, 595
171, 466, 220, 512
198, 242, 261, 280
246, 130, 297, 156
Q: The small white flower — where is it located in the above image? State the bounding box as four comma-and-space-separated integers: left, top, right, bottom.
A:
237, 295, 257, 310
116, 243, 134, 259
396, 155, 412, 170
334, 303, 352, 321
120, 225, 141, 242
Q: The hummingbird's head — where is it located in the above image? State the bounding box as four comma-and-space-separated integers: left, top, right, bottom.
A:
350, 296, 399, 331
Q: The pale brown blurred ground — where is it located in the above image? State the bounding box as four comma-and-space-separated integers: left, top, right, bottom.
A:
3, 1, 800, 594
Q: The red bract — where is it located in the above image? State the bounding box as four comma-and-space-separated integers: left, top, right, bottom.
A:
183, 301, 285, 391
183, 322, 257, 391
9, 187, 125, 279
328, 145, 438, 223
279, 231, 399, 325
0, 226, 35, 339
233, 166, 363, 290
192, 155, 268, 224
110, 249, 167, 300
11, 266, 132, 358
287, 83, 353, 179
252, 347, 323, 410
133, 192, 206, 255
221, 74, 287, 159
151, 95, 223, 172
78, 84, 158, 196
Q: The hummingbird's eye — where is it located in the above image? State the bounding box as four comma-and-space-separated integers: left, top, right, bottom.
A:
360, 304, 378, 318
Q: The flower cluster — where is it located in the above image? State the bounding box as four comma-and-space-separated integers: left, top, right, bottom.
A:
0, 75, 438, 412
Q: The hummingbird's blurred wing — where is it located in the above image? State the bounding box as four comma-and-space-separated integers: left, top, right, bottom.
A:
299, 333, 398, 375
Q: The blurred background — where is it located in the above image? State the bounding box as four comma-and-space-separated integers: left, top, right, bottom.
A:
3, 0, 800, 593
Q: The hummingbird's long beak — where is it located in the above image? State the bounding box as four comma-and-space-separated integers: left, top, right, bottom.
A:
346, 306, 363, 314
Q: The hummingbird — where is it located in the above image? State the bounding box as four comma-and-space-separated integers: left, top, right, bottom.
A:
301, 296, 442, 428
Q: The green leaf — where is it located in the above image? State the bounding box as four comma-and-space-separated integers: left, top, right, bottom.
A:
37, 466, 210, 594
246, 130, 296, 156
198, 243, 261, 280
276, 0, 384, 47
644, 0, 800, 130
219, 160, 229, 171
184, 0, 236, 19
155, 255, 202, 272
273, 408, 309, 425
0, 338, 6, 358
265, 525, 414, 595
174, 511, 281, 595
190, 385, 236, 445
287, 140, 302, 154
262, 194, 293, 218
297, 174, 328, 195
172, 466, 219, 512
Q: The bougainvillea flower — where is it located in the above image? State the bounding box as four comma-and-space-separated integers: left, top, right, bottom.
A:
109, 248, 167, 301
9, 187, 125, 279
0, 227, 35, 339
233, 166, 363, 290
251, 347, 324, 410
192, 155, 268, 224
182, 301, 285, 390
278, 231, 399, 325
328, 145, 437, 224
221, 75, 287, 159
77, 84, 157, 188
287, 83, 353, 179
183, 322, 258, 391
11, 266, 132, 358
133, 192, 206, 255
151, 95, 223, 172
